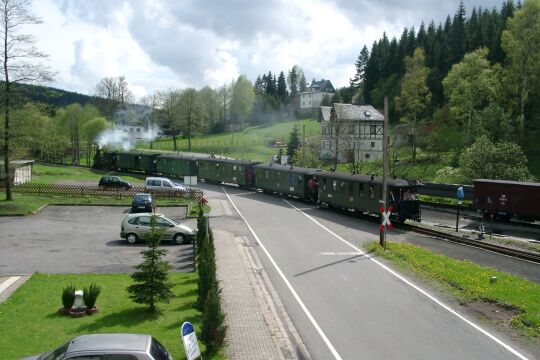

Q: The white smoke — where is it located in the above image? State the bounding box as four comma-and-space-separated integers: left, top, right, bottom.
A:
97, 105, 163, 150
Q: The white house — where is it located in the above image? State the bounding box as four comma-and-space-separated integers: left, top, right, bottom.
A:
298, 79, 335, 115
320, 103, 384, 163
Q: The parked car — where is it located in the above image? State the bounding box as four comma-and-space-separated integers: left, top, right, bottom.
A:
98, 176, 132, 190
121, 213, 195, 245
145, 176, 185, 191
20, 333, 173, 360
131, 193, 155, 213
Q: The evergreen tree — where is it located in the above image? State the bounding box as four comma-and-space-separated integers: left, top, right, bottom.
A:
127, 215, 173, 312
350, 45, 369, 92
287, 123, 300, 159
200, 281, 226, 353
277, 71, 288, 104
449, 1, 467, 64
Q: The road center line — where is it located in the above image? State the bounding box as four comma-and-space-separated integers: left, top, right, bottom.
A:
224, 188, 343, 360
284, 199, 529, 360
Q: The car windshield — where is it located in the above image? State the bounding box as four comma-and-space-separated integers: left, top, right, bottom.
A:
150, 337, 172, 360
38, 341, 69, 360
134, 195, 151, 201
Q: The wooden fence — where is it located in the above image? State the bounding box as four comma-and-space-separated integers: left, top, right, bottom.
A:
0, 183, 203, 200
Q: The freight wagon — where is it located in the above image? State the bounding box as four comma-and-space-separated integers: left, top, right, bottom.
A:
474, 179, 540, 221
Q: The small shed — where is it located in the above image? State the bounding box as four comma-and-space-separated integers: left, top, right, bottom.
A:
0, 160, 35, 185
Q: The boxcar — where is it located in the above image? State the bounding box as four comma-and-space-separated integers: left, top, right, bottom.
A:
253, 163, 323, 199
155, 153, 204, 179
116, 151, 161, 173
198, 157, 260, 187
317, 172, 421, 222
474, 179, 540, 221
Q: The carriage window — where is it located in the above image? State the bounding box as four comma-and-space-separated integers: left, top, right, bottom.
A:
332, 180, 337, 191
369, 185, 374, 199
298, 175, 302, 183
340, 181, 346, 193
233, 165, 237, 171
265, 170, 269, 179
349, 183, 354, 197
322, 178, 327, 191
289, 174, 295, 185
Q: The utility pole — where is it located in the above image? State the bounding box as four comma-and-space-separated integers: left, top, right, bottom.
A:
302, 124, 306, 167
380, 97, 389, 247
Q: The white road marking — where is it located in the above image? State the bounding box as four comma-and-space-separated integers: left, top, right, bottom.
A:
320, 252, 363, 256
0, 276, 20, 295
284, 199, 530, 360
221, 200, 233, 216
224, 188, 343, 360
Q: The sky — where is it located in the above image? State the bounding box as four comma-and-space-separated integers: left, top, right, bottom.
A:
27, 0, 505, 100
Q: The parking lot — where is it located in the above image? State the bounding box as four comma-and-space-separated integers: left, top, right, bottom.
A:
0, 206, 195, 274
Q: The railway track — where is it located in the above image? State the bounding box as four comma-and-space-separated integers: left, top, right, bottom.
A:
401, 223, 540, 264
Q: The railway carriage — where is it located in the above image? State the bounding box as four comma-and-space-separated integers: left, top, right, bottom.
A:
155, 153, 203, 179
317, 172, 421, 222
115, 151, 161, 173
474, 179, 540, 221
198, 157, 260, 187
253, 163, 323, 199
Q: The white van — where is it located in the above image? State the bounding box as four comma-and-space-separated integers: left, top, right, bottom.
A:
145, 177, 186, 190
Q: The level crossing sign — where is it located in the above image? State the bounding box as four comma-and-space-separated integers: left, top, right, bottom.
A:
380, 205, 393, 231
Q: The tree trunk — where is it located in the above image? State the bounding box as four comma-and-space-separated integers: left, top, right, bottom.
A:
172, 135, 177, 151
3, 18, 12, 201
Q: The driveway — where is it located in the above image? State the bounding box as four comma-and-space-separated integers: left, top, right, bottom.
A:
0, 206, 195, 274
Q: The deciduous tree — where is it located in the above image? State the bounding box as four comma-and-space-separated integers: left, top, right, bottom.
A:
1, 0, 52, 200
395, 48, 431, 164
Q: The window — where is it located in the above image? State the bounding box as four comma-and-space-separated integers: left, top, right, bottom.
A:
321, 178, 327, 191
138, 216, 151, 226
358, 183, 365, 197
340, 181, 346, 193
265, 170, 269, 179
41, 342, 69, 360
136, 128, 141, 132
156, 217, 172, 228
371, 141, 375, 148
128, 217, 139, 225
163, 181, 172, 187
369, 185, 375, 199
332, 180, 337, 191
349, 125, 355, 134
370, 125, 377, 135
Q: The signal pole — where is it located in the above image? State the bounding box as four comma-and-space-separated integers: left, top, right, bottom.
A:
380, 97, 389, 247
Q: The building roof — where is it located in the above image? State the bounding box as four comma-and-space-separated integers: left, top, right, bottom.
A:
320, 104, 384, 122
309, 79, 335, 93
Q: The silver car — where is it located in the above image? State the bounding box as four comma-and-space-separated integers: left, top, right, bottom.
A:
20, 333, 172, 360
121, 213, 195, 245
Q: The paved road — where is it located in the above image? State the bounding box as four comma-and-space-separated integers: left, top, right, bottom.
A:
0, 206, 195, 274
223, 186, 537, 360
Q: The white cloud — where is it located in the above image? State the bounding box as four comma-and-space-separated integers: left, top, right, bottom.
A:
25, 0, 506, 98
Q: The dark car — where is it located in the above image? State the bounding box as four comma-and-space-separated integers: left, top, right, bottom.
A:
19, 333, 173, 360
98, 176, 132, 189
131, 193, 155, 213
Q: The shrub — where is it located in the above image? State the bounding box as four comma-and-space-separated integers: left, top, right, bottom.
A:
83, 283, 101, 309
61, 284, 76, 309
200, 281, 226, 353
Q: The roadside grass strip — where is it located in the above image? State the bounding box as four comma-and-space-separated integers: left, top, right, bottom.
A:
0, 193, 198, 216
368, 241, 540, 337
0, 273, 224, 360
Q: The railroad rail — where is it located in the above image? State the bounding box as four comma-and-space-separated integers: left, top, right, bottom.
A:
401, 223, 540, 264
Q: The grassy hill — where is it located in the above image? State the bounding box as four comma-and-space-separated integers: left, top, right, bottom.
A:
141, 119, 320, 162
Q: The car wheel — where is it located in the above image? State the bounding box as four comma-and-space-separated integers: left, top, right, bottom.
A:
126, 233, 138, 245
173, 233, 186, 245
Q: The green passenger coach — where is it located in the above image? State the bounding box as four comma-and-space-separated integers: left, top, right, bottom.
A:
198, 157, 260, 187
253, 163, 323, 199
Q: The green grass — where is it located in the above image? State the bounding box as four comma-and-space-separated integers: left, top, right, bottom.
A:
0, 273, 225, 360
143, 119, 320, 162
32, 163, 146, 185
367, 241, 540, 336
0, 193, 199, 216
